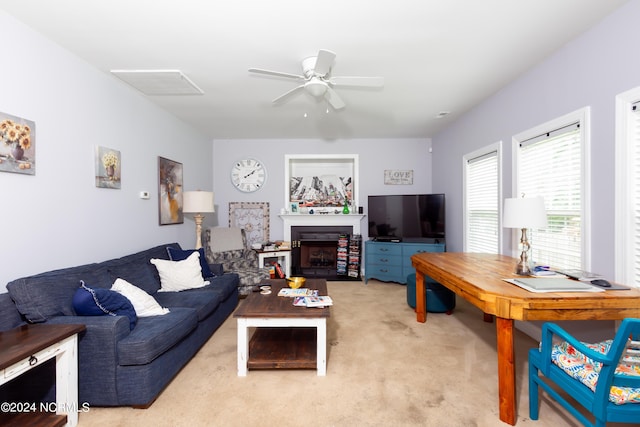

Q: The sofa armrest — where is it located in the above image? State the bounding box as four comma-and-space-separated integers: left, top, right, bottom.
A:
47, 315, 131, 405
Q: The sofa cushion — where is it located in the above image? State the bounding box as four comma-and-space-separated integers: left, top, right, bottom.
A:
100, 243, 181, 294
551, 339, 640, 404
153, 290, 222, 321
208, 227, 245, 252
151, 252, 207, 292
72, 281, 137, 330
203, 274, 240, 300
0, 293, 25, 331
208, 263, 224, 277
102, 257, 160, 295
117, 307, 198, 366
166, 247, 214, 278
111, 278, 169, 317
6, 263, 109, 323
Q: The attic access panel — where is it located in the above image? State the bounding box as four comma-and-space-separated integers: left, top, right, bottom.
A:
110, 70, 204, 95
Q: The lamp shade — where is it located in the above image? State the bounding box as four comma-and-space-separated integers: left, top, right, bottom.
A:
183, 191, 215, 213
502, 196, 547, 229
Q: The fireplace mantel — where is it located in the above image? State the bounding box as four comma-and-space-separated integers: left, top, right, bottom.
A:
280, 214, 365, 242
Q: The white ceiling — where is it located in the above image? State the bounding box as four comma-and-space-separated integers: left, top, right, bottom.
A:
0, 0, 628, 140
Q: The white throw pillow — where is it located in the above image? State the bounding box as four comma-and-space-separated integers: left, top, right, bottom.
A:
151, 251, 208, 292
111, 278, 169, 317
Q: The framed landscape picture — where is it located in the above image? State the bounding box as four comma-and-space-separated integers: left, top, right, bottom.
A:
158, 156, 183, 225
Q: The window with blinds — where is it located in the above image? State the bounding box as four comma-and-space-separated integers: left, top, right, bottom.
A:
465, 148, 499, 253
517, 121, 584, 269
618, 99, 640, 286
630, 102, 640, 285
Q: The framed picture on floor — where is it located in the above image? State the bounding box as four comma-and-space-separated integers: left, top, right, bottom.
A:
229, 202, 269, 247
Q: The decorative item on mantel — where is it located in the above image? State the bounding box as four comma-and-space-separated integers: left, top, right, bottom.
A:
0, 112, 36, 175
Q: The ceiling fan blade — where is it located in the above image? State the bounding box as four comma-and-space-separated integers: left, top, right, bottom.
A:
314, 49, 336, 76
329, 76, 385, 87
272, 85, 305, 104
325, 86, 346, 110
249, 68, 304, 80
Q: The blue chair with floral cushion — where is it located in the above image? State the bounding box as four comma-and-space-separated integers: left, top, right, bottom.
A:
528, 318, 640, 427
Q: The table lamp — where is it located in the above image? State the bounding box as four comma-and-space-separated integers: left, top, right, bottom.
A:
503, 196, 547, 276
183, 191, 215, 249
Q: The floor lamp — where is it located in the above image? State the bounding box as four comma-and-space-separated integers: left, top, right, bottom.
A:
183, 191, 215, 249
503, 196, 547, 276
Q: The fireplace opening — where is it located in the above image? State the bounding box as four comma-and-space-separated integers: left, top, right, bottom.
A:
291, 225, 360, 280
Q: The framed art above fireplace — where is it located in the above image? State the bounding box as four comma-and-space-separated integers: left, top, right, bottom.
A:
285, 154, 359, 214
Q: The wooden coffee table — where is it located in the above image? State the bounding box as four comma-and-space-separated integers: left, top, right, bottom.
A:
234, 278, 330, 376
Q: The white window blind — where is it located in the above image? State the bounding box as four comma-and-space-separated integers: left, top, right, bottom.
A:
630, 102, 640, 284
466, 150, 499, 253
519, 123, 582, 269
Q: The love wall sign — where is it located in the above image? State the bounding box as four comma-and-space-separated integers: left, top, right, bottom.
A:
384, 170, 414, 185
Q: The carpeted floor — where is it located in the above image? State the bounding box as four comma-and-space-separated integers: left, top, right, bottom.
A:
78, 280, 629, 427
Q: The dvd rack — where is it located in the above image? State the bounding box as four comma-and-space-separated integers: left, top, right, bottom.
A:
337, 234, 361, 280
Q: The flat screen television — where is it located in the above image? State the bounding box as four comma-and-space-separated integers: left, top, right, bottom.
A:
367, 194, 445, 242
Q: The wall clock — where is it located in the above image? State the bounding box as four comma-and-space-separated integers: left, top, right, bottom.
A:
231, 157, 267, 193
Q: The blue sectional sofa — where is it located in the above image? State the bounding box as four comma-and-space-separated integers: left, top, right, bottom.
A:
0, 243, 239, 407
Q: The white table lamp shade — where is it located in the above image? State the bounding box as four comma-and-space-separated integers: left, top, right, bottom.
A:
503, 197, 547, 229
182, 191, 214, 250
183, 191, 215, 213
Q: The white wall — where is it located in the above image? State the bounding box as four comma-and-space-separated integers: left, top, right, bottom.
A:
0, 11, 213, 291
212, 138, 432, 241
431, 1, 640, 340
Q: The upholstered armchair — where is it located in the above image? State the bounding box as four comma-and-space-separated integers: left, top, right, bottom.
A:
528, 318, 640, 427
203, 227, 270, 296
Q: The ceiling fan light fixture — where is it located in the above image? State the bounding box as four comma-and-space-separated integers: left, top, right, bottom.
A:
249, 49, 382, 109
305, 78, 327, 97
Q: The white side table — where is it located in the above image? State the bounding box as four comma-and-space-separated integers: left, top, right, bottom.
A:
256, 249, 291, 277
0, 324, 86, 427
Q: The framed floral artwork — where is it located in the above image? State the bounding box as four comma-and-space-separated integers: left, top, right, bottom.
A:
158, 156, 183, 225
229, 202, 270, 247
0, 111, 36, 175
95, 146, 121, 189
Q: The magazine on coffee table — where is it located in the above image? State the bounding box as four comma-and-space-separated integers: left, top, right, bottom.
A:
277, 288, 317, 297
292, 295, 333, 307
303, 296, 333, 307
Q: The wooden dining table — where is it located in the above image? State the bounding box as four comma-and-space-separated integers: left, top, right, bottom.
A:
411, 251, 640, 426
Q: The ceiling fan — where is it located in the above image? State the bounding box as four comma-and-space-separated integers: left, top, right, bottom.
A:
249, 49, 384, 110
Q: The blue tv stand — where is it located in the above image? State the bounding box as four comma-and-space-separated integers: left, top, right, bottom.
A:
364, 239, 445, 284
